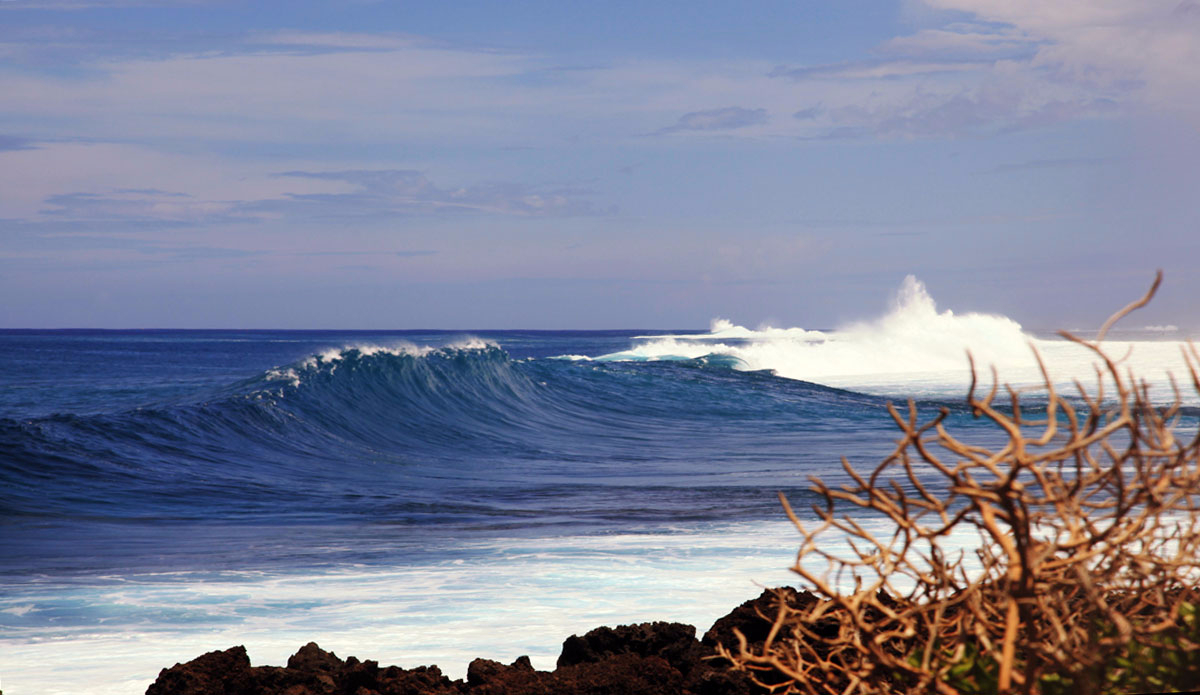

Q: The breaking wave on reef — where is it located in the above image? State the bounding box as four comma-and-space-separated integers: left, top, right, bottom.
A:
585, 275, 1196, 399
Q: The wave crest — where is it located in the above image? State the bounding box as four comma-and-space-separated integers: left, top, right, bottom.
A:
262, 339, 500, 388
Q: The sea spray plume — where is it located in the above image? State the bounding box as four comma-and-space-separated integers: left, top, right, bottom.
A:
719, 271, 1200, 694
611, 276, 1040, 389
612, 280, 1194, 400
832, 274, 1031, 380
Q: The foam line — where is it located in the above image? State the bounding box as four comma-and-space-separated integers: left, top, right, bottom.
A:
0, 523, 801, 694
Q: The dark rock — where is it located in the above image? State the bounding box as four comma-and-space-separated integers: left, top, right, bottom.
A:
465, 656, 551, 695
468, 653, 686, 695
551, 653, 683, 695
145, 643, 461, 695
145, 588, 804, 695
250, 665, 336, 695
558, 622, 699, 673
556, 620, 756, 695
683, 666, 754, 695
145, 646, 256, 695
467, 656, 535, 688
340, 657, 380, 693
287, 643, 344, 674
699, 587, 819, 694
702, 587, 817, 653
375, 664, 461, 695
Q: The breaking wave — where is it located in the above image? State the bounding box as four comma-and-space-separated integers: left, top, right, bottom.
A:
591, 275, 1194, 398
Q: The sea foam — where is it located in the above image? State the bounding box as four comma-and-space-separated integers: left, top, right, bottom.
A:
0, 522, 801, 695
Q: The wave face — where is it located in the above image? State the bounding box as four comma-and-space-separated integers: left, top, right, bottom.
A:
3, 278, 1195, 569
3, 277, 1195, 558
1, 334, 916, 567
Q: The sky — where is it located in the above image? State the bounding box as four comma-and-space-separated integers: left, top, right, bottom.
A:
1, 0, 1198, 329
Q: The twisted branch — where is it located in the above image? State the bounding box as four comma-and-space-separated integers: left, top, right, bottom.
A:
720, 272, 1200, 694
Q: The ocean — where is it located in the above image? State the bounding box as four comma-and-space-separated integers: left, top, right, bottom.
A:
1, 277, 1194, 694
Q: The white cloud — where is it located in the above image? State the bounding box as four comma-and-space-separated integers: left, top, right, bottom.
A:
0, 25, 1085, 151
2, 8, 1192, 162
0, 140, 604, 227
761, 0, 1200, 138
772, 60, 978, 81
915, 0, 1200, 113
0, 141, 339, 219
42, 189, 237, 222
0, 0, 206, 8
0, 33, 542, 145
256, 31, 426, 51
878, 23, 1041, 59
659, 106, 768, 134
266, 169, 605, 218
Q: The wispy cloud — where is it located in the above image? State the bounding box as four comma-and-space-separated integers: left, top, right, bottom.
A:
268, 169, 608, 218
253, 31, 437, 54
792, 106, 823, 121
658, 106, 768, 134
769, 59, 976, 81
829, 90, 1115, 139
40, 188, 242, 222
0, 30, 540, 145
0, 12, 1178, 154
0, 139, 608, 227
0, 0, 209, 9
877, 23, 1042, 61
984, 156, 1119, 174
290, 249, 438, 258
915, 0, 1200, 114
754, 3, 1199, 139
765, 46, 1119, 139
0, 135, 35, 151
0, 222, 266, 270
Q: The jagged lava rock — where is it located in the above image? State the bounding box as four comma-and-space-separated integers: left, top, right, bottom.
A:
558, 622, 700, 671
466, 652, 684, 695
145, 588, 799, 694
702, 587, 817, 653
287, 643, 343, 674
145, 646, 258, 695
555, 621, 753, 695
146, 643, 460, 695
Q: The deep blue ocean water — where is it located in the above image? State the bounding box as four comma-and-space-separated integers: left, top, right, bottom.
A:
2, 283, 1194, 694
1, 329, 922, 575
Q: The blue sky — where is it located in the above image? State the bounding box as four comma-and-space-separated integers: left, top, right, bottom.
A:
1, 0, 1198, 329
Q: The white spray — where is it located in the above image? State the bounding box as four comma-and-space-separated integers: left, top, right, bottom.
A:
600, 276, 1195, 400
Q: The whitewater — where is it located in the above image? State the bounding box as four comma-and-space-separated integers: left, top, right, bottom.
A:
593, 276, 1195, 399
1, 277, 1194, 694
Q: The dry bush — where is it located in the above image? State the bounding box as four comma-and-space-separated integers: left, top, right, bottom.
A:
721, 272, 1200, 694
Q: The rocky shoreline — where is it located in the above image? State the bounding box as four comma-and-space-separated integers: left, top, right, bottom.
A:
145, 587, 806, 695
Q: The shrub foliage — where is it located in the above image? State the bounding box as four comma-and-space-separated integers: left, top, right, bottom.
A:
722, 273, 1200, 694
